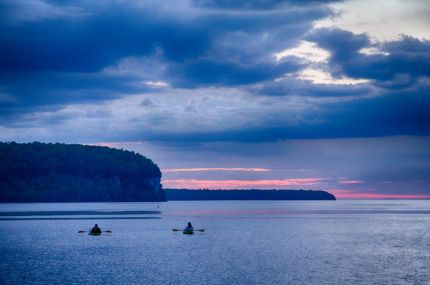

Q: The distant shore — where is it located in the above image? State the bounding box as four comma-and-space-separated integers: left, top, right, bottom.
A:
165, 189, 336, 200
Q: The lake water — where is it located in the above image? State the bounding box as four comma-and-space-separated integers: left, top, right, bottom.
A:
1, 200, 430, 285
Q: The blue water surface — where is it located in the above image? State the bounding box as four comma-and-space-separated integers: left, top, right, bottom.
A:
1, 200, 430, 285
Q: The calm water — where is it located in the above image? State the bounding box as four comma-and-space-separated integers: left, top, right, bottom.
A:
1, 200, 430, 285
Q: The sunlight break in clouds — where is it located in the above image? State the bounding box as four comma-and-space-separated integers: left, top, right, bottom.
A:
162, 168, 272, 173
275, 40, 369, 85
297, 68, 369, 85
163, 178, 324, 189
275, 40, 330, 63
144, 81, 169, 88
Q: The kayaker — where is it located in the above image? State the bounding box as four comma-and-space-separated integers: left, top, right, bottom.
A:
90, 224, 102, 234
184, 222, 193, 232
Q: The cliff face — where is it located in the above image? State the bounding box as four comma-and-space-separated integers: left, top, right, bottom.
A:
0, 142, 165, 202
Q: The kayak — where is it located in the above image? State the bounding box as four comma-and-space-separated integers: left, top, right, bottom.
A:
183, 230, 194, 235
88, 232, 101, 236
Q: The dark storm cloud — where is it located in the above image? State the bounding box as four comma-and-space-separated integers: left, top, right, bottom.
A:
123, 84, 430, 143
0, 1, 329, 73
168, 58, 303, 87
252, 78, 374, 97
307, 28, 430, 83
0, 3, 209, 72
0, 0, 332, 117
1, 0, 430, 144
0, 70, 154, 117
320, 84, 430, 137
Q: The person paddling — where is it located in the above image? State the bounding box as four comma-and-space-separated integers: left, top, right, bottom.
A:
184, 222, 194, 232
90, 224, 102, 234
171, 224, 204, 233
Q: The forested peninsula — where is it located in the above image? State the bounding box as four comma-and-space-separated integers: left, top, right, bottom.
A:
0, 142, 165, 202
165, 189, 336, 200
0, 142, 336, 202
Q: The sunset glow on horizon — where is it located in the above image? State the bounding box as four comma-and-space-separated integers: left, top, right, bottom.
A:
163, 178, 325, 189
163, 168, 272, 173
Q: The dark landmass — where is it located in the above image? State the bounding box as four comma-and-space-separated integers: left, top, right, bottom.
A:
165, 189, 336, 200
0, 142, 165, 202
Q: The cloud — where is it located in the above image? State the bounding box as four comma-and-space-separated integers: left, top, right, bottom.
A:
144, 81, 169, 89
0, 1, 429, 144
140, 98, 157, 108
0, 69, 156, 118
307, 28, 430, 83
314, 0, 430, 41
163, 168, 272, 173
338, 180, 365, 185
193, 0, 338, 10
109, 137, 430, 196
0, 0, 88, 23
2, 79, 429, 143
0, 1, 328, 74
0, 3, 206, 72
162, 178, 324, 189
0, 0, 333, 118
275, 40, 330, 63
252, 77, 374, 97
168, 58, 303, 87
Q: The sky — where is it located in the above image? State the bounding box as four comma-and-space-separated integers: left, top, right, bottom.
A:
1, 0, 430, 198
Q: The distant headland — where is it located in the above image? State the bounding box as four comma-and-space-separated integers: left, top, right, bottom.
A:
0, 142, 336, 202
0, 142, 165, 202
165, 189, 336, 200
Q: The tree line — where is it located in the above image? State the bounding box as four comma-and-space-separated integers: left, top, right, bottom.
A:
0, 142, 165, 202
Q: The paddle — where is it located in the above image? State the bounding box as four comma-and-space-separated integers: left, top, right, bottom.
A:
172, 228, 205, 232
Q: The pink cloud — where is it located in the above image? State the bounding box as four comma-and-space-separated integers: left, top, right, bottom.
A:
162, 167, 272, 173
163, 178, 324, 189
338, 180, 365, 184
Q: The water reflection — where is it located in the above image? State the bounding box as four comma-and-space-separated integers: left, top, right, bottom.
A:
0, 210, 162, 220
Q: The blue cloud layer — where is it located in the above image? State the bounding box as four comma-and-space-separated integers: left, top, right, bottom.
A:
0, 0, 429, 144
